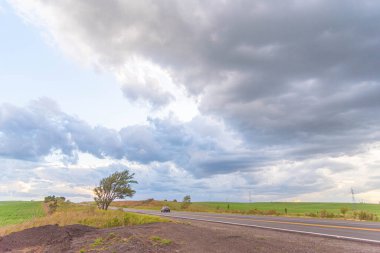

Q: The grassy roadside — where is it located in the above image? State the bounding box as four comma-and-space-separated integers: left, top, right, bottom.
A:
112, 200, 380, 221
198, 201, 380, 215
0, 201, 45, 227
0, 202, 169, 236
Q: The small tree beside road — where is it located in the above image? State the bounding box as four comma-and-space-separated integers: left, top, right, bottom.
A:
44, 195, 66, 214
181, 195, 191, 209
94, 169, 137, 210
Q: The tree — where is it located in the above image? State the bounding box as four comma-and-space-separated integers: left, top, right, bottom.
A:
183, 195, 191, 203
44, 195, 56, 203
44, 195, 66, 203
94, 169, 137, 210
44, 195, 67, 214
181, 195, 191, 209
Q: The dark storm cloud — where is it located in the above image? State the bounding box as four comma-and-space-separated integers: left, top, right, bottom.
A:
0, 99, 263, 176
0, 98, 121, 162
9, 0, 380, 177
0, 99, 144, 161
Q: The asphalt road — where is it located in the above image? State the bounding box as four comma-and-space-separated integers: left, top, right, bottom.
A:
121, 208, 380, 244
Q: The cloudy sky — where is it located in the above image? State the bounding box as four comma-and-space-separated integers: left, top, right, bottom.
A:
1, 0, 380, 203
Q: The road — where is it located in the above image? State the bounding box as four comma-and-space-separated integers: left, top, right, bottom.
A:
121, 208, 380, 244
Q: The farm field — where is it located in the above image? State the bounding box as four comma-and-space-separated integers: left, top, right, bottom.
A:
197, 202, 380, 216
2, 213, 379, 253
1, 200, 379, 251
0, 201, 168, 236
0, 201, 45, 227
112, 200, 380, 218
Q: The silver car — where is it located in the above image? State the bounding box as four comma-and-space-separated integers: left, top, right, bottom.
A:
161, 206, 170, 213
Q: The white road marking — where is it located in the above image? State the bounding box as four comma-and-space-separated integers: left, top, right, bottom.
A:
123, 209, 380, 245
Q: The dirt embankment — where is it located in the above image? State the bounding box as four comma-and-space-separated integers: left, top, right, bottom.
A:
0, 221, 379, 253
0, 224, 95, 252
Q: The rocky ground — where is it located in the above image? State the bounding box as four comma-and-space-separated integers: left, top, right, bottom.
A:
0, 221, 379, 252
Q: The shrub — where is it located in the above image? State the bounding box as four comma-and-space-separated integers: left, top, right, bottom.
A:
44, 195, 66, 203
264, 210, 278, 215
340, 207, 349, 215
44, 195, 55, 203
142, 198, 154, 204
44, 195, 67, 214
319, 209, 335, 218
247, 208, 261, 215
181, 195, 191, 209
305, 212, 318, 217
47, 200, 58, 214
353, 211, 378, 221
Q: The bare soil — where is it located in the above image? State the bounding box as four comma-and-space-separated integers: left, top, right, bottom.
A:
0, 221, 379, 253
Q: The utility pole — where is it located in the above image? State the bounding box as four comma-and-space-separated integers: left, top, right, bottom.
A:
351, 187, 356, 210
249, 191, 252, 203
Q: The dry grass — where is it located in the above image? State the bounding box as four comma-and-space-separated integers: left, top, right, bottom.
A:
0, 203, 168, 236
112, 200, 380, 221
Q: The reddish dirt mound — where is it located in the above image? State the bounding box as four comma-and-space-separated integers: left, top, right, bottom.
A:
0, 224, 96, 253
0, 221, 379, 252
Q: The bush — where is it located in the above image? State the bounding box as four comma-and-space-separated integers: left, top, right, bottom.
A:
264, 210, 278, 215
142, 198, 154, 204
305, 212, 318, 217
44, 195, 66, 203
319, 209, 336, 218
47, 200, 58, 214
340, 207, 349, 215
44, 195, 68, 214
353, 211, 378, 221
247, 208, 261, 215
181, 195, 191, 209
44, 195, 55, 203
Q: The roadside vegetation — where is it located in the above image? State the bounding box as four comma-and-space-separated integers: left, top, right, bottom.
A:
112, 200, 379, 221
0, 201, 168, 236
78, 232, 173, 252
94, 169, 137, 210
0, 201, 45, 227
150, 235, 172, 246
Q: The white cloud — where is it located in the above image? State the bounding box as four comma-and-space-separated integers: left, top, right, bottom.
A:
10, 0, 380, 158
9, 0, 199, 120
4, 0, 380, 202
1, 142, 380, 202
115, 56, 199, 119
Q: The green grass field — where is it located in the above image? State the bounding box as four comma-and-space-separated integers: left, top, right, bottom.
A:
196, 202, 380, 216
0, 202, 168, 236
113, 200, 380, 220
0, 201, 45, 227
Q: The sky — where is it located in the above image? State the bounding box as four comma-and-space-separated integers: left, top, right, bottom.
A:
0, 0, 380, 203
